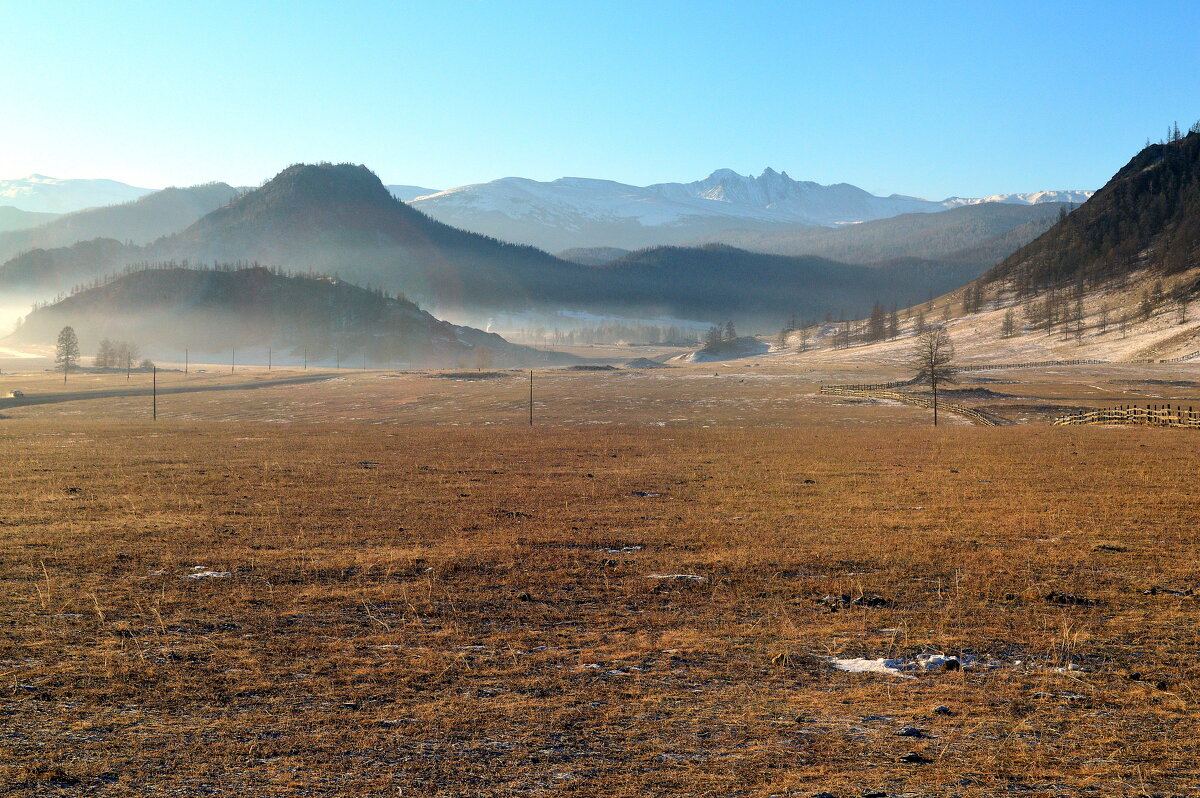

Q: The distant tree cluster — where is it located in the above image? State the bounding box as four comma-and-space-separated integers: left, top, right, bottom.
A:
95, 338, 142, 369
514, 323, 701, 347
816, 300, 907, 350
961, 283, 987, 314
703, 321, 738, 348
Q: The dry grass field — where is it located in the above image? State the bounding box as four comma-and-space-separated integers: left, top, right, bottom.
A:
1, 360, 1199, 796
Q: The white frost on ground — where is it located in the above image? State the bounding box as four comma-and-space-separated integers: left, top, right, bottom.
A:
645, 573, 706, 581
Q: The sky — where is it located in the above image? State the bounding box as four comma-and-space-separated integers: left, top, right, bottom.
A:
2, 1, 1198, 199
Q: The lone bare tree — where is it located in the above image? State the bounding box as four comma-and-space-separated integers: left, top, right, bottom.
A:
55, 326, 80, 383
911, 326, 956, 426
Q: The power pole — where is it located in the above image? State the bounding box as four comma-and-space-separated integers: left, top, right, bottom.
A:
231, 349, 236, 374
184, 349, 189, 375
268, 348, 272, 371
126, 354, 131, 382
152, 366, 157, 421
303, 348, 307, 370
529, 370, 534, 426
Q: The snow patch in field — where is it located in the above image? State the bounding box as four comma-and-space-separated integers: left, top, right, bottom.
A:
646, 573, 705, 582
183, 566, 231, 579
831, 653, 974, 678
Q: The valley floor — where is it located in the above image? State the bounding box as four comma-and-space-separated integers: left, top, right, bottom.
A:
0, 362, 1198, 795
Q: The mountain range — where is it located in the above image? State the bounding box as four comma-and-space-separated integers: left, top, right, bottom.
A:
0, 163, 1004, 329
406, 169, 1092, 252
685, 201, 1072, 267
3, 169, 1089, 256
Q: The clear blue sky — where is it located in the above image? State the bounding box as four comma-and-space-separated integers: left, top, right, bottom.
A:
3, 1, 1198, 198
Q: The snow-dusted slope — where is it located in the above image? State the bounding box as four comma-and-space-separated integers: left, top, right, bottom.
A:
0, 175, 154, 213
410, 168, 1093, 252
387, 184, 440, 202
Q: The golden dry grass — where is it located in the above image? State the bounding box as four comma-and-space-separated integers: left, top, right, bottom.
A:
1, 362, 1198, 795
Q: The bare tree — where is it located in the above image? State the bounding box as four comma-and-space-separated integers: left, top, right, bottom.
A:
55, 326, 80, 382
911, 326, 956, 426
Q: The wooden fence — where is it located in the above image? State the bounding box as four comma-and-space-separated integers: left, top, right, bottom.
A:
819, 385, 1000, 426
1053, 404, 1200, 428
959, 358, 1108, 372
1160, 350, 1200, 364
821, 376, 921, 392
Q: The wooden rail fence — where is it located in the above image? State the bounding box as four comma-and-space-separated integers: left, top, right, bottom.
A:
1160, 350, 1200, 364
819, 385, 1000, 426
1053, 404, 1200, 428
959, 358, 1108, 372
822, 376, 921, 392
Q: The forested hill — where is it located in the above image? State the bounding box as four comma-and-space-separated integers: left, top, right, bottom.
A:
983, 128, 1200, 293
149, 163, 588, 311
591, 244, 982, 323
9, 265, 572, 368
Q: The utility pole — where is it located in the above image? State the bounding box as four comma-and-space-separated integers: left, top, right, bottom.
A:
184, 349, 188, 375
231, 349, 236, 374
336, 348, 340, 369
529, 370, 534, 426
152, 366, 157, 421
126, 354, 131, 382
268, 347, 272, 371
303, 348, 307, 370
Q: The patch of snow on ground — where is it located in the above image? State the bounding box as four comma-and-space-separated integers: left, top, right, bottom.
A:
831, 653, 975, 678
183, 566, 232, 579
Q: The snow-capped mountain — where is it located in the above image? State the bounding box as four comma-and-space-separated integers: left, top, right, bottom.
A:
942, 190, 1093, 207
0, 175, 154, 214
408, 169, 1093, 252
